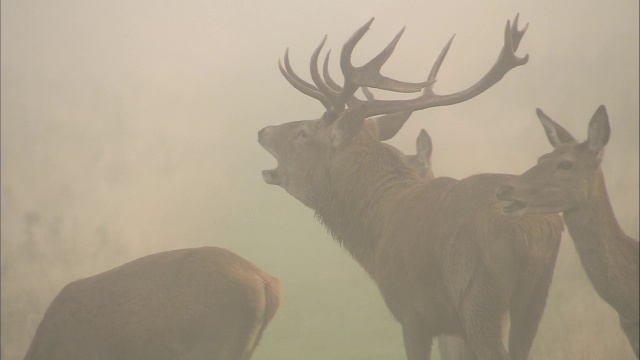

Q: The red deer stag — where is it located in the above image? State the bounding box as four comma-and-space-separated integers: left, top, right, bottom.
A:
258, 16, 563, 360
24, 247, 281, 360
496, 106, 640, 357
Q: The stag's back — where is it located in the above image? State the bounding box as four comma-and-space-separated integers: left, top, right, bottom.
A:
368, 172, 563, 328
435, 174, 563, 291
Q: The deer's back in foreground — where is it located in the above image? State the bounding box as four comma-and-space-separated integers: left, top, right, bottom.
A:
24, 246, 281, 360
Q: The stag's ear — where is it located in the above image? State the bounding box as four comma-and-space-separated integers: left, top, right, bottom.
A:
586, 105, 610, 155
536, 108, 576, 148
331, 108, 366, 149
415, 129, 432, 166
373, 111, 413, 141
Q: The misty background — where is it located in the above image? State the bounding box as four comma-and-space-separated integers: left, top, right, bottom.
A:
1, 0, 637, 359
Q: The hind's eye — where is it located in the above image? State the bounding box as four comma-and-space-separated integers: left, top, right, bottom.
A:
558, 160, 573, 170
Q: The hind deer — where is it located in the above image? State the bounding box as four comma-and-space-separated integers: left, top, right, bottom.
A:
496, 106, 640, 358
258, 16, 563, 360
24, 247, 281, 360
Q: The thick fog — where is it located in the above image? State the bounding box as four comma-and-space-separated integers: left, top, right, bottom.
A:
1, 0, 638, 359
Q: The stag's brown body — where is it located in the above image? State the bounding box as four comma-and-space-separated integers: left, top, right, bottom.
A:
497, 106, 639, 357
24, 247, 281, 360
259, 16, 563, 360
386, 128, 471, 360
324, 126, 561, 359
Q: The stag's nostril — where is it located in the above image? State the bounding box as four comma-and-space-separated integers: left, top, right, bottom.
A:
496, 184, 514, 200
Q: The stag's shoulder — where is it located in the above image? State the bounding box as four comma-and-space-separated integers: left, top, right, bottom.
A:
460, 173, 515, 186
441, 173, 514, 201
429, 176, 458, 186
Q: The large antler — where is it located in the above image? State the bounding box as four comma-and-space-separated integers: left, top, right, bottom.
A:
280, 14, 529, 122
360, 14, 529, 118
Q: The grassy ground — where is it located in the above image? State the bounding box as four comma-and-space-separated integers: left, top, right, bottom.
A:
250, 229, 637, 360
2, 200, 637, 359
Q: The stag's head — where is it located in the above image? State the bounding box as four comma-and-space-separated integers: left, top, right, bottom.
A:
496, 106, 611, 216
259, 16, 529, 208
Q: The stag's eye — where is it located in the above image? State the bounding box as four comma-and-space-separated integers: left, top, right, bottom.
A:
557, 160, 573, 170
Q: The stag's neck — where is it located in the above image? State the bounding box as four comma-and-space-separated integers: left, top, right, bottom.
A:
312, 143, 420, 271
562, 171, 639, 317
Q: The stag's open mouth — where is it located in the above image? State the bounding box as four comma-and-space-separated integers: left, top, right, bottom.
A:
262, 168, 281, 185
258, 128, 282, 185
501, 200, 527, 215
259, 150, 281, 186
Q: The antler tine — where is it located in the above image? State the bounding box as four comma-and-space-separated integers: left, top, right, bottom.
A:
280, 50, 333, 110
322, 50, 342, 92
340, 17, 376, 75
423, 35, 455, 94
357, 14, 530, 119
361, 87, 375, 100
310, 36, 342, 109
324, 52, 366, 109
506, 13, 528, 60
340, 19, 433, 99
363, 86, 414, 140
283, 49, 318, 92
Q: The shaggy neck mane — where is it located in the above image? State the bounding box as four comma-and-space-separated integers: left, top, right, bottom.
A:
312, 135, 421, 271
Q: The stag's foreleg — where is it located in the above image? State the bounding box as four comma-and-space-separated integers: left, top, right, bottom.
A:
458, 269, 510, 360
507, 262, 557, 360
507, 231, 560, 360
437, 335, 474, 360
401, 320, 434, 360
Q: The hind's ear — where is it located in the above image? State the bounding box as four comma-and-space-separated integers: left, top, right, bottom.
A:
536, 108, 576, 148
415, 129, 432, 166
586, 105, 610, 155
